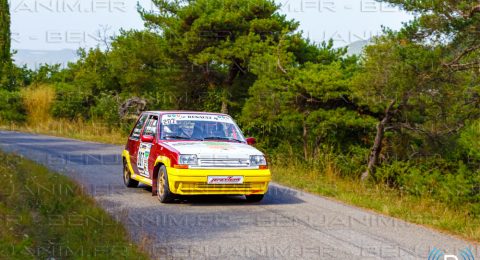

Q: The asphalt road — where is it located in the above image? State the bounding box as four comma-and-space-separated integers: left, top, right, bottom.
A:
0, 131, 474, 259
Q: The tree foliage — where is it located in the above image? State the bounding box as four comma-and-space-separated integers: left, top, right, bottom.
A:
242, 39, 376, 162
354, 0, 480, 179
0, 0, 12, 88
140, 0, 298, 114
385, 0, 480, 70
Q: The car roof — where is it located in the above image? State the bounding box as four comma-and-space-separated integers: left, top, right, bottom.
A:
142, 110, 230, 116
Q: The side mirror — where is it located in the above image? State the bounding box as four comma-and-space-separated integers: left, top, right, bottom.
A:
246, 137, 256, 145
141, 135, 154, 143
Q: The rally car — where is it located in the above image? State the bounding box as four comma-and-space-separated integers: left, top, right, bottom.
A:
122, 111, 271, 203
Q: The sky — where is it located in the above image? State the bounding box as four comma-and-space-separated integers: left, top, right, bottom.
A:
9, 0, 412, 51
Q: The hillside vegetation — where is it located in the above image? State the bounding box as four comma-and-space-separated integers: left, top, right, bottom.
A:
0, 151, 149, 259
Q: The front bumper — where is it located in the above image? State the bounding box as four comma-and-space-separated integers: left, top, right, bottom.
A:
167, 167, 271, 195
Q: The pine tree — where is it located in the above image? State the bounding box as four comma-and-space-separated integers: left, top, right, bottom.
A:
140, 0, 298, 114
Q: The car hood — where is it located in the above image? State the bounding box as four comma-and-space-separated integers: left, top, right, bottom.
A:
163, 141, 263, 159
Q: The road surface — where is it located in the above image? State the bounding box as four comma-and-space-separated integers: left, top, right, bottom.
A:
0, 131, 474, 259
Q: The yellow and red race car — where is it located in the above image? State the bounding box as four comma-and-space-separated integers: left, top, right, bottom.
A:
122, 111, 271, 203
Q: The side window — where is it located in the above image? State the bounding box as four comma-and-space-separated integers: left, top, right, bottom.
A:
143, 116, 158, 137
130, 114, 148, 140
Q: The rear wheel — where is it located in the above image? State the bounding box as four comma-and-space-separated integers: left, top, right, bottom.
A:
157, 165, 175, 203
123, 161, 139, 188
245, 194, 264, 202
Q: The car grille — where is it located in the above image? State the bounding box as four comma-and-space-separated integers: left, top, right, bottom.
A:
194, 183, 252, 189
177, 182, 267, 194
197, 158, 250, 168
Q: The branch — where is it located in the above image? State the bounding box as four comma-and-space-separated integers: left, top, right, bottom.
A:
399, 122, 465, 138
276, 34, 289, 75
447, 61, 480, 71
470, 4, 480, 18
444, 45, 480, 67
398, 123, 430, 136
295, 94, 386, 119
277, 58, 288, 74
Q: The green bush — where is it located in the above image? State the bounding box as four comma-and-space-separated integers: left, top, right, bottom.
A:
334, 145, 369, 178
202, 89, 223, 112
51, 83, 92, 120
375, 159, 480, 210
0, 89, 26, 123
90, 93, 120, 126
459, 120, 480, 161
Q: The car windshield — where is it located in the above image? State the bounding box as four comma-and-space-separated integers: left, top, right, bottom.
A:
160, 114, 245, 142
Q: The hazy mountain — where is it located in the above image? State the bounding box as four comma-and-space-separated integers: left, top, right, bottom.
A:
12, 42, 369, 70
13, 49, 78, 70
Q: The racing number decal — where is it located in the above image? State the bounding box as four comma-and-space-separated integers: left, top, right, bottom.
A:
162, 118, 176, 125
137, 143, 152, 177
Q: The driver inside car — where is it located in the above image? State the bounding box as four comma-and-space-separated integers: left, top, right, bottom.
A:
191, 123, 205, 140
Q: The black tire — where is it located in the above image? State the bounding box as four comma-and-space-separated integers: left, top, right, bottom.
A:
157, 165, 175, 203
123, 161, 139, 188
245, 194, 264, 202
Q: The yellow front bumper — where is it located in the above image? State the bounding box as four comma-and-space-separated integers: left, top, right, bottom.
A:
167, 167, 271, 195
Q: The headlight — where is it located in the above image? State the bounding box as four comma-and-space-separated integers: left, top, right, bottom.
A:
178, 154, 198, 165
250, 155, 267, 166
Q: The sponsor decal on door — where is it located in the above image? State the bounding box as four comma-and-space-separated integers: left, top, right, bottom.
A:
137, 143, 152, 177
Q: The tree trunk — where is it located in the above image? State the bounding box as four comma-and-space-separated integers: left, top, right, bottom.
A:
303, 121, 308, 160
220, 61, 241, 114
221, 97, 229, 114
220, 85, 230, 114
361, 100, 396, 181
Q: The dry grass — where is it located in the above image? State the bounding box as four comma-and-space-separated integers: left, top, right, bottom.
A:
0, 151, 149, 259
11, 84, 127, 144
271, 160, 480, 242
2, 120, 127, 145
21, 84, 55, 126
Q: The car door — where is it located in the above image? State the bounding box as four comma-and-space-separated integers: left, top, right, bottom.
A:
137, 115, 158, 178
128, 113, 148, 175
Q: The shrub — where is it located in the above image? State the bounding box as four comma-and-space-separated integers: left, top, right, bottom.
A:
459, 120, 480, 161
202, 89, 223, 112
90, 93, 120, 126
333, 145, 369, 178
376, 159, 479, 210
0, 89, 26, 123
51, 83, 92, 120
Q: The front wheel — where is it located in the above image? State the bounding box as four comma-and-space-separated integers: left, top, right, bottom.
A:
157, 165, 175, 203
123, 162, 139, 188
245, 194, 264, 202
